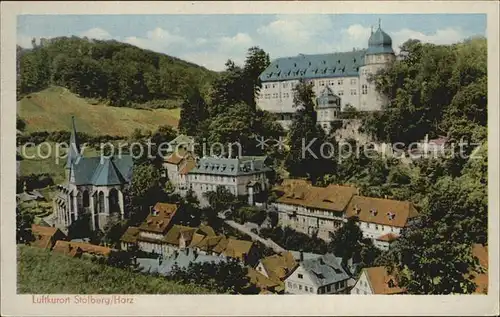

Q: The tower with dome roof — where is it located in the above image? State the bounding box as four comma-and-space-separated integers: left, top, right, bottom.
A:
359, 19, 396, 111
256, 18, 395, 129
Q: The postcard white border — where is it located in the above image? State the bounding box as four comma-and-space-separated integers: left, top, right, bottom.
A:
1, 1, 499, 316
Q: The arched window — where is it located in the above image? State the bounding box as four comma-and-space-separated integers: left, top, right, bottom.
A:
109, 188, 120, 215
82, 190, 90, 208
98, 191, 105, 214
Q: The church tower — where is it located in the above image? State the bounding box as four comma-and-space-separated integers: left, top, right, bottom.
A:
359, 19, 395, 111
65, 116, 81, 182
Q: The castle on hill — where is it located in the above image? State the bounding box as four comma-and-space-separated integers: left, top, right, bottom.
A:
256, 20, 395, 130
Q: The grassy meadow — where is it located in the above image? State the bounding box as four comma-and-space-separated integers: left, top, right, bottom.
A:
18, 86, 180, 136
17, 245, 213, 294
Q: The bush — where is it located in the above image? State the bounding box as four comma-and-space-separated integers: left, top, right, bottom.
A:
17, 173, 54, 192
260, 226, 328, 254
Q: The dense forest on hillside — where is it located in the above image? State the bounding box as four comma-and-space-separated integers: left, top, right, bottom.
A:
365, 37, 487, 147
16, 37, 218, 107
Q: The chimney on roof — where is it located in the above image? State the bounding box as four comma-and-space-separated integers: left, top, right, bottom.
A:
299, 250, 304, 262
250, 159, 255, 171
185, 248, 190, 256
158, 256, 163, 265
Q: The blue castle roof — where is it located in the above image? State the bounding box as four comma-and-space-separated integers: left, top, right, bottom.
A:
259, 21, 394, 83
260, 50, 367, 82
367, 23, 394, 55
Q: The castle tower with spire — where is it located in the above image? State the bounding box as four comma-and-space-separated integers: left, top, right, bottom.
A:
256, 18, 396, 130
53, 116, 134, 232
359, 19, 396, 111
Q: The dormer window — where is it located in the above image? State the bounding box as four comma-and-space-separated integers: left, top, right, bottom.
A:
353, 204, 361, 214
388, 279, 395, 288
387, 212, 395, 220
370, 209, 378, 216
151, 207, 159, 216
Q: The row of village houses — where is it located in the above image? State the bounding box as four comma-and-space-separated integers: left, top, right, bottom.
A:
30, 217, 488, 295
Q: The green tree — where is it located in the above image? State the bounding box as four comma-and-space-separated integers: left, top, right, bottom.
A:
179, 87, 209, 136
328, 216, 364, 263
242, 46, 271, 109
176, 189, 202, 227
285, 80, 332, 183
123, 164, 166, 225
16, 207, 34, 244
169, 259, 256, 294
67, 213, 93, 240
204, 186, 239, 213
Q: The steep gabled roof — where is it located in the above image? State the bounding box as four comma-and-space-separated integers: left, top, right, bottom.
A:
260, 252, 298, 282
71, 155, 133, 186
90, 157, 128, 186
295, 253, 351, 287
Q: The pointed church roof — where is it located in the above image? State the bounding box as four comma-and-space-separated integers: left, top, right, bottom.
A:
66, 116, 81, 169
90, 157, 128, 186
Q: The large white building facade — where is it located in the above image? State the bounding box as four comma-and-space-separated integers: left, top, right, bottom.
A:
256, 22, 395, 129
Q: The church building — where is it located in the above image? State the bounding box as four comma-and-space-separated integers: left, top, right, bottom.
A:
53, 117, 134, 231
256, 20, 395, 129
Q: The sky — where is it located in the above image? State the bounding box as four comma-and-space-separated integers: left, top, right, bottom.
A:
17, 14, 486, 71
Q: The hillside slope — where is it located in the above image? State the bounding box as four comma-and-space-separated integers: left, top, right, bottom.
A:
18, 86, 180, 136
17, 245, 213, 294
17, 36, 217, 106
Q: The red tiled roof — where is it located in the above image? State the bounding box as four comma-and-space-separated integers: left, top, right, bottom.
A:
376, 233, 399, 242
179, 160, 196, 175
346, 195, 419, 228
364, 266, 405, 294
31, 224, 66, 249
276, 179, 358, 212
471, 244, 488, 294
120, 226, 140, 243
52, 241, 82, 257
165, 149, 192, 165
139, 203, 178, 234
31, 224, 58, 237
66, 241, 113, 256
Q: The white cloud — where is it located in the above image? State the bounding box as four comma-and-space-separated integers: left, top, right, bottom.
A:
218, 33, 253, 52
15, 19, 474, 73
123, 28, 253, 70
391, 27, 468, 51
180, 51, 238, 71
79, 27, 112, 40
124, 27, 189, 53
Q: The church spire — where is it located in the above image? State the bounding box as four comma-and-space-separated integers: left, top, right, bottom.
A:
66, 116, 81, 169
378, 18, 381, 29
